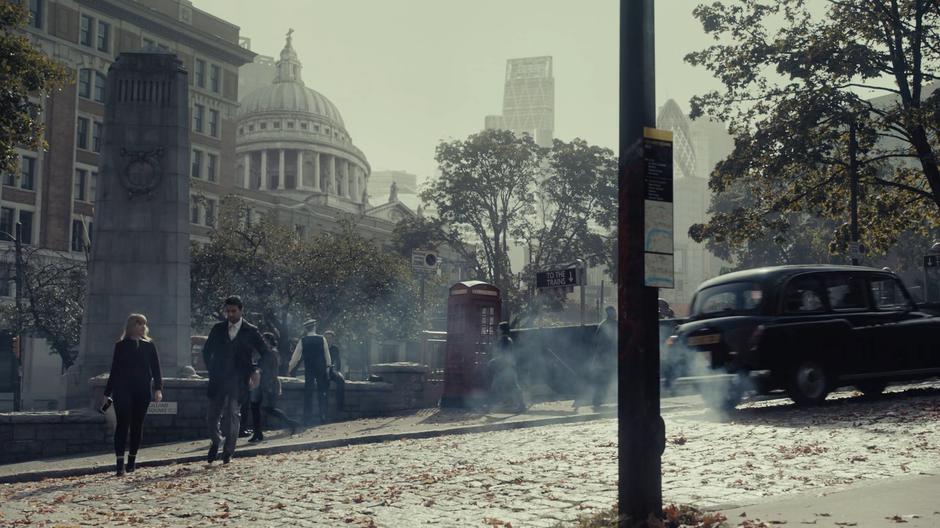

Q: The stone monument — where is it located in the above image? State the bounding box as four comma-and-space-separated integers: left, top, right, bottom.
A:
66, 51, 191, 408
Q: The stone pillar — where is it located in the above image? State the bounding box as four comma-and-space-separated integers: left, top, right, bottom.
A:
67, 52, 191, 408
351, 165, 359, 202
313, 151, 321, 191
297, 150, 304, 190
329, 155, 336, 195
242, 153, 250, 189
260, 150, 268, 190
278, 149, 286, 190
343, 161, 351, 198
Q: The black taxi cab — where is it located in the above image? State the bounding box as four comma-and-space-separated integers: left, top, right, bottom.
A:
667, 265, 940, 410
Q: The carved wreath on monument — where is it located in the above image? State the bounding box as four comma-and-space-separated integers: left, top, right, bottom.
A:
119, 147, 164, 198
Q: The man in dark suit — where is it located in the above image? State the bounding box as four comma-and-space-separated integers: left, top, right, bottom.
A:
288, 319, 331, 425
202, 296, 269, 464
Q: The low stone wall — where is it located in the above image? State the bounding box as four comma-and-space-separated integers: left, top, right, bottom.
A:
0, 363, 443, 465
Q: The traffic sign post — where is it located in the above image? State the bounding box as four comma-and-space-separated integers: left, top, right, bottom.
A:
411, 250, 440, 318
411, 250, 440, 274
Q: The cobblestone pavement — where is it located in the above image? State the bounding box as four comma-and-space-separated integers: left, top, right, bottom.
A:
2, 383, 939, 527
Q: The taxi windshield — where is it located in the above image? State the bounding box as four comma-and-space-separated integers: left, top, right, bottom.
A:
691, 281, 764, 319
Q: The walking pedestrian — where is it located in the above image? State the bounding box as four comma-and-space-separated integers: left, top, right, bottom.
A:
323, 330, 346, 410
248, 332, 301, 442
201, 296, 269, 464
591, 306, 618, 411
288, 319, 331, 425
487, 322, 527, 413
102, 313, 163, 476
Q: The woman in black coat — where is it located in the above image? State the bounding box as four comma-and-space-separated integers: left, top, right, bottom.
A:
248, 332, 300, 442
102, 313, 163, 476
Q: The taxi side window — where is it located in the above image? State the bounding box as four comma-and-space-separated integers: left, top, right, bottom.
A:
783, 275, 826, 313
825, 273, 868, 310
870, 276, 912, 310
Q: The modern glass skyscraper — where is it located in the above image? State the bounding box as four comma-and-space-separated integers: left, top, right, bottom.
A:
485, 56, 555, 148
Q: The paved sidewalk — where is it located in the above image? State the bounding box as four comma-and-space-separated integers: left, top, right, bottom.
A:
0, 399, 661, 483
720, 473, 940, 527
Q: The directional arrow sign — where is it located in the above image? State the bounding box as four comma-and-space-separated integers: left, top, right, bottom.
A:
536, 267, 580, 289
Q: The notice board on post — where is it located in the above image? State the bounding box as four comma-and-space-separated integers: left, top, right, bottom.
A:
643, 128, 674, 289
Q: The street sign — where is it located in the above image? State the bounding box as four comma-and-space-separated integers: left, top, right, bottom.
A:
925, 254, 940, 268
411, 249, 439, 273
536, 267, 579, 289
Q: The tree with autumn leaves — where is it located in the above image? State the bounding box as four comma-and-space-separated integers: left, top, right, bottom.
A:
687, 0, 940, 268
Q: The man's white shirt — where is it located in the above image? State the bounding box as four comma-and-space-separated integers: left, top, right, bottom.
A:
228, 318, 243, 341
288, 330, 331, 374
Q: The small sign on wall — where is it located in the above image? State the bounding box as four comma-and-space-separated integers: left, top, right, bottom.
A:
147, 401, 177, 415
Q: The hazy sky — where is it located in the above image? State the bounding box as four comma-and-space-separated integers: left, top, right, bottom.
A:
195, 1, 721, 182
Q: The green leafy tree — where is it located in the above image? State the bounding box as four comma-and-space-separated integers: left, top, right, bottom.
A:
422, 129, 542, 298
191, 197, 422, 373
686, 0, 940, 262
421, 131, 619, 321
0, 1, 70, 175
515, 138, 618, 279
0, 247, 85, 368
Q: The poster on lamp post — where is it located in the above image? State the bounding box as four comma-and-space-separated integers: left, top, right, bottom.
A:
642, 127, 675, 289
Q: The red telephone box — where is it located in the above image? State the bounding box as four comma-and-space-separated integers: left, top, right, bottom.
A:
440, 281, 501, 408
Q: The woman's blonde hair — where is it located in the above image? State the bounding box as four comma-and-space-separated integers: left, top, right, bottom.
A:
119, 313, 151, 341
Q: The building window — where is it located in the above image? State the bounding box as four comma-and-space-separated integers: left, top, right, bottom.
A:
76, 117, 89, 149
93, 72, 106, 103
18, 210, 33, 245
194, 59, 206, 88
0, 208, 13, 238
1, 169, 12, 187
193, 104, 204, 133
191, 149, 202, 179
71, 220, 86, 252
208, 109, 219, 137
238, 127, 244, 136
89, 172, 97, 203
74, 169, 87, 201
79, 15, 92, 46
259, 122, 267, 130
28, 0, 42, 29
78, 69, 91, 98
205, 199, 216, 228
190, 200, 200, 225
96, 20, 110, 53
20, 156, 36, 190
273, 121, 281, 129
209, 64, 220, 93
248, 124, 254, 132
0, 262, 11, 297
207, 153, 217, 182
92, 121, 102, 153
300, 122, 308, 130
286, 121, 294, 129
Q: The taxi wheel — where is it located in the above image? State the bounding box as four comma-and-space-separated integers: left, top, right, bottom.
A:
788, 360, 830, 406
